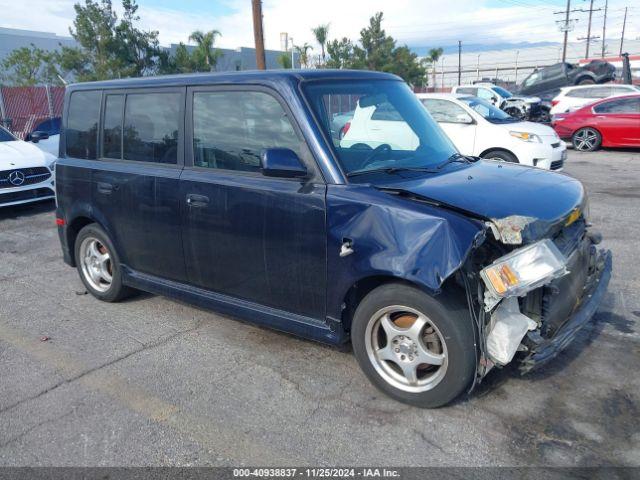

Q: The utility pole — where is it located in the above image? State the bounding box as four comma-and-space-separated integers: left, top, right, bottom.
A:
576, 0, 602, 59
555, 0, 578, 63
290, 37, 295, 69
601, 0, 608, 58
619, 7, 628, 56
457, 41, 462, 85
251, 0, 266, 70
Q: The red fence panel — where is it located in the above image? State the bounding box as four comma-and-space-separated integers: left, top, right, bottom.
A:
0, 86, 65, 139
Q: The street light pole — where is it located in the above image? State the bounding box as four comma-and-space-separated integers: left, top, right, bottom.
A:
290, 37, 295, 69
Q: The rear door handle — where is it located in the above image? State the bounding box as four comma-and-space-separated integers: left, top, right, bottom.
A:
97, 182, 117, 195
186, 194, 209, 207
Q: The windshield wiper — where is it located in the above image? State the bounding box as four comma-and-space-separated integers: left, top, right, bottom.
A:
346, 166, 440, 178
436, 152, 475, 170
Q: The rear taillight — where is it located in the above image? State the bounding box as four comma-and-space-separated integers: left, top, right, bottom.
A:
55, 218, 65, 226
340, 121, 351, 139
551, 100, 560, 107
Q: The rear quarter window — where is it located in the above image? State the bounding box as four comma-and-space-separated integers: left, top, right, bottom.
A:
66, 91, 101, 159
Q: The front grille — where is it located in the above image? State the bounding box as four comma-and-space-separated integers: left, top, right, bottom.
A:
551, 142, 561, 148
551, 159, 564, 170
0, 187, 55, 204
0, 167, 51, 189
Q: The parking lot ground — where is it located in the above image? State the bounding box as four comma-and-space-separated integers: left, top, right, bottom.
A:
1, 149, 639, 467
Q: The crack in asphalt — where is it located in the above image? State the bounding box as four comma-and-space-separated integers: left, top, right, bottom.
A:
0, 409, 76, 449
0, 322, 202, 417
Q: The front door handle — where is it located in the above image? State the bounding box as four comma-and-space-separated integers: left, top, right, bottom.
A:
186, 193, 209, 207
97, 182, 117, 195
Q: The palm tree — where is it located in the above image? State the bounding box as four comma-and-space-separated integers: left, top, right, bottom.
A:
311, 24, 330, 65
189, 30, 222, 71
427, 47, 444, 90
295, 43, 313, 68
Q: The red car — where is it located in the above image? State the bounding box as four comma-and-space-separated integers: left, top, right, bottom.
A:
552, 94, 640, 151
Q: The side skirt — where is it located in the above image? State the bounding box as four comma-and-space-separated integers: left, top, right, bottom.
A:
122, 266, 345, 345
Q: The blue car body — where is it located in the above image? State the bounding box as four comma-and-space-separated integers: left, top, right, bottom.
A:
55, 70, 610, 374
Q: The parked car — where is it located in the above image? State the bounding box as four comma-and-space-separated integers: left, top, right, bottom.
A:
26, 117, 61, 157
550, 84, 640, 114
56, 70, 611, 408
417, 93, 566, 170
518, 60, 617, 98
552, 94, 640, 151
0, 125, 56, 207
452, 83, 549, 122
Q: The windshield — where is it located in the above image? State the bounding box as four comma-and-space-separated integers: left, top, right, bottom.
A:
460, 96, 519, 123
491, 86, 512, 98
303, 80, 457, 179
0, 126, 16, 142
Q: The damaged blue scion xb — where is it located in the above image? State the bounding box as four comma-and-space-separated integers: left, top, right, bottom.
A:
55, 70, 612, 407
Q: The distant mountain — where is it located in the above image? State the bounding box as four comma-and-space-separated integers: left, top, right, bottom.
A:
410, 41, 559, 56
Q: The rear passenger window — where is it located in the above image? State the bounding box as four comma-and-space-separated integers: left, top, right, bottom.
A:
192, 91, 300, 172
123, 93, 180, 164
103, 95, 124, 159
594, 98, 640, 114
66, 91, 101, 159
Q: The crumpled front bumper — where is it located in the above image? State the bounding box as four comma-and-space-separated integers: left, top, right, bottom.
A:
519, 248, 612, 373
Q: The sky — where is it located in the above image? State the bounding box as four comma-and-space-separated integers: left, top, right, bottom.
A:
0, 0, 637, 55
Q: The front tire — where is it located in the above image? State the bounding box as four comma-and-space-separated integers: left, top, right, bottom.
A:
75, 224, 132, 302
351, 284, 476, 408
481, 150, 518, 163
572, 127, 601, 152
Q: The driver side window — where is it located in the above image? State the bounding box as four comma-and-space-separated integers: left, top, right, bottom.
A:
422, 99, 471, 124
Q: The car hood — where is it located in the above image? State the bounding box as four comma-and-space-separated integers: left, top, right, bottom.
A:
0, 140, 56, 170
377, 160, 585, 244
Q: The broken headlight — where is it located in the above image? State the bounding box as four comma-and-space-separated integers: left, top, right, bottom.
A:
480, 239, 568, 298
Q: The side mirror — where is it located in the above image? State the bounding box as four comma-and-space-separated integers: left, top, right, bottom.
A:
260, 148, 307, 178
455, 113, 474, 124
29, 131, 50, 143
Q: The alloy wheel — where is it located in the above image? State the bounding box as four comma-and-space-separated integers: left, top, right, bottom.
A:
364, 305, 448, 393
574, 128, 599, 151
79, 237, 113, 293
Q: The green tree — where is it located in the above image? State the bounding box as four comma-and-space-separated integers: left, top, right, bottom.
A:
427, 47, 444, 89
311, 23, 330, 65
1, 44, 61, 85
324, 12, 426, 86
295, 43, 313, 68
325, 38, 359, 69
58, 0, 163, 81
277, 52, 292, 69
158, 43, 196, 74
188, 30, 222, 71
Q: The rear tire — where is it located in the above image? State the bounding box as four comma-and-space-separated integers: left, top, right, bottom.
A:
351, 284, 476, 408
75, 224, 133, 302
577, 77, 595, 85
481, 150, 518, 163
572, 127, 601, 152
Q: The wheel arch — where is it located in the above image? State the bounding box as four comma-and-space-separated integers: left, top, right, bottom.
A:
339, 274, 464, 337
479, 147, 518, 162
65, 211, 122, 267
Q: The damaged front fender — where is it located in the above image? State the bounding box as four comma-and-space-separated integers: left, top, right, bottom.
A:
325, 184, 486, 321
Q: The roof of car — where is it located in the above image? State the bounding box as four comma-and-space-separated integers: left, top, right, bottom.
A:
67, 69, 402, 91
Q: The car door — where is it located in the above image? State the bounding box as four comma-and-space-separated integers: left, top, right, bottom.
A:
180, 86, 327, 319
421, 98, 476, 154
593, 97, 640, 146
367, 102, 418, 150
93, 88, 187, 282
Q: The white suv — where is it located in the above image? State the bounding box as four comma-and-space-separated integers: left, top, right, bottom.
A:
550, 84, 640, 114
418, 93, 566, 170
0, 126, 57, 207
452, 83, 547, 120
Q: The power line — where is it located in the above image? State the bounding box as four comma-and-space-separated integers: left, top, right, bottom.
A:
576, 0, 602, 58
555, 0, 580, 62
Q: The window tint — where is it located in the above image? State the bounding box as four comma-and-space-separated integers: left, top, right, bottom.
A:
476, 88, 494, 100
0, 127, 16, 142
66, 91, 100, 159
421, 99, 470, 123
594, 97, 640, 114
102, 95, 124, 159
123, 93, 180, 164
371, 101, 403, 121
193, 91, 300, 172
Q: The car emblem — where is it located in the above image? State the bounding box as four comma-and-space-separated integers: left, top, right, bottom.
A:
8, 171, 25, 186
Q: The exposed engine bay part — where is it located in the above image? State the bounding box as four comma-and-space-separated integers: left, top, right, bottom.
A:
486, 297, 538, 365
487, 215, 537, 245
